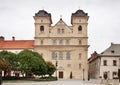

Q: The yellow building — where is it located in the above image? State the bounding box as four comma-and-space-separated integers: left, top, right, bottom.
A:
34, 9, 89, 80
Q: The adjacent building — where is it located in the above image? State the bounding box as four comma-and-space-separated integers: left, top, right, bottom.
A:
0, 36, 34, 76
89, 43, 120, 79
33, 9, 89, 80
0, 36, 34, 53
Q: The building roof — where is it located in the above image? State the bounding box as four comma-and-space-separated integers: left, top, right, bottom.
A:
89, 43, 120, 63
101, 43, 120, 55
35, 10, 51, 17
0, 39, 34, 49
72, 9, 88, 17
88, 51, 98, 63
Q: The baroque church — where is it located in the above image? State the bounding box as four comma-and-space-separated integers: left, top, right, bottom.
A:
0, 9, 89, 80
33, 9, 89, 80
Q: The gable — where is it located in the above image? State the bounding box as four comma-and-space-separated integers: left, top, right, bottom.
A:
50, 19, 72, 36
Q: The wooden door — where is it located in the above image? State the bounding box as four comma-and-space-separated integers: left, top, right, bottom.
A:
59, 71, 63, 78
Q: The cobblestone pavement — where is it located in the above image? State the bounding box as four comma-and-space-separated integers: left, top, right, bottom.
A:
3, 80, 106, 85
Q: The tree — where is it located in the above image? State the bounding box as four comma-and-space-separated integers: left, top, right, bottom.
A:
31, 51, 47, 76
0, 50, 16, 77
0, 59, 11, 77
70, 71, 72, 79
118, 69, 120, 82
46, 61, 56, 76
18, 49, 47, 77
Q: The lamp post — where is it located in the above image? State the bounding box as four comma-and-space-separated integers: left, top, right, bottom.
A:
83, 68, 85, 81
55, 53, 58, 80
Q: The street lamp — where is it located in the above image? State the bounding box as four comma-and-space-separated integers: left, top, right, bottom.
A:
83, 68, 85, 81
55, 53, 58, 80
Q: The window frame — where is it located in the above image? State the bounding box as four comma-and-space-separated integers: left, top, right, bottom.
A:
40, 26, 44, 32
103, 60, 107, 66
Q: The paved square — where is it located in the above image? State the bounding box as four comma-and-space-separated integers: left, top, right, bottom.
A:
3, 80, 105, 85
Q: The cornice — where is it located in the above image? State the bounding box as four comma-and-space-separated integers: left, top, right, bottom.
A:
34, 37, 88, 39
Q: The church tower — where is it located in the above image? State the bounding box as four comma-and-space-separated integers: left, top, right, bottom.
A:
33, 10, 52, 38
71, 9, 89, 80
33, 9, 89, 80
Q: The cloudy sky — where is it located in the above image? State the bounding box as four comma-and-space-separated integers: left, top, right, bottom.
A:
0, 0, 120, 57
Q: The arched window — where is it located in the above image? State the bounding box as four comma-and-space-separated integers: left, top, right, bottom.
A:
52, 52, 56, 60
78, 25, 82, 31
66, 52, 70, 60
59, 52, 63, 60
40, 26, 44, 32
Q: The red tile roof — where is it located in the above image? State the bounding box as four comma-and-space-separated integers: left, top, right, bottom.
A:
88, 51, 98, 62
0, 40, 34, 49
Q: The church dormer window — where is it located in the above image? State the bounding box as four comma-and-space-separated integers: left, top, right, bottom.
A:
78, 25, 82, 31
58, 28, 60, 33
62, 29, 64, 33
40, 26, 44, 32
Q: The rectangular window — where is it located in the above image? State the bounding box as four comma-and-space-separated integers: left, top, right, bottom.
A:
71, 29, 73, 33
59, 40, 63, 45
40, 40, 43, 45
79, 40, 82, 45
67, 64, 71, 68
103, 60, 107, 66
113, 60, 117, 66
58, 28, 60, 34
79, 53, 81, 60
79, 64, 81, 69
62, 29, 64, 33
66, 40, 69, 45
113, 72, 117, 79
53, 40, 57, 45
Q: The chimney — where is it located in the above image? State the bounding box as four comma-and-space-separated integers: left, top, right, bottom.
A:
111, 42, 114, 45
0, 36, 4, 41
12, 36, 15, 41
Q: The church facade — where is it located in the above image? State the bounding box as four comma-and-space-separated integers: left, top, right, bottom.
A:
33, 9, 89, 80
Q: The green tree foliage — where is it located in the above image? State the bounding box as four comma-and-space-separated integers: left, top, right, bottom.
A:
0, 50, 16, 77
0, 59, 11, 77
0, 50, 56, 77
46, 61, 56, 76
31, 51, 47, 76
70, 71, 72, 79
17, 49, 47, 77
